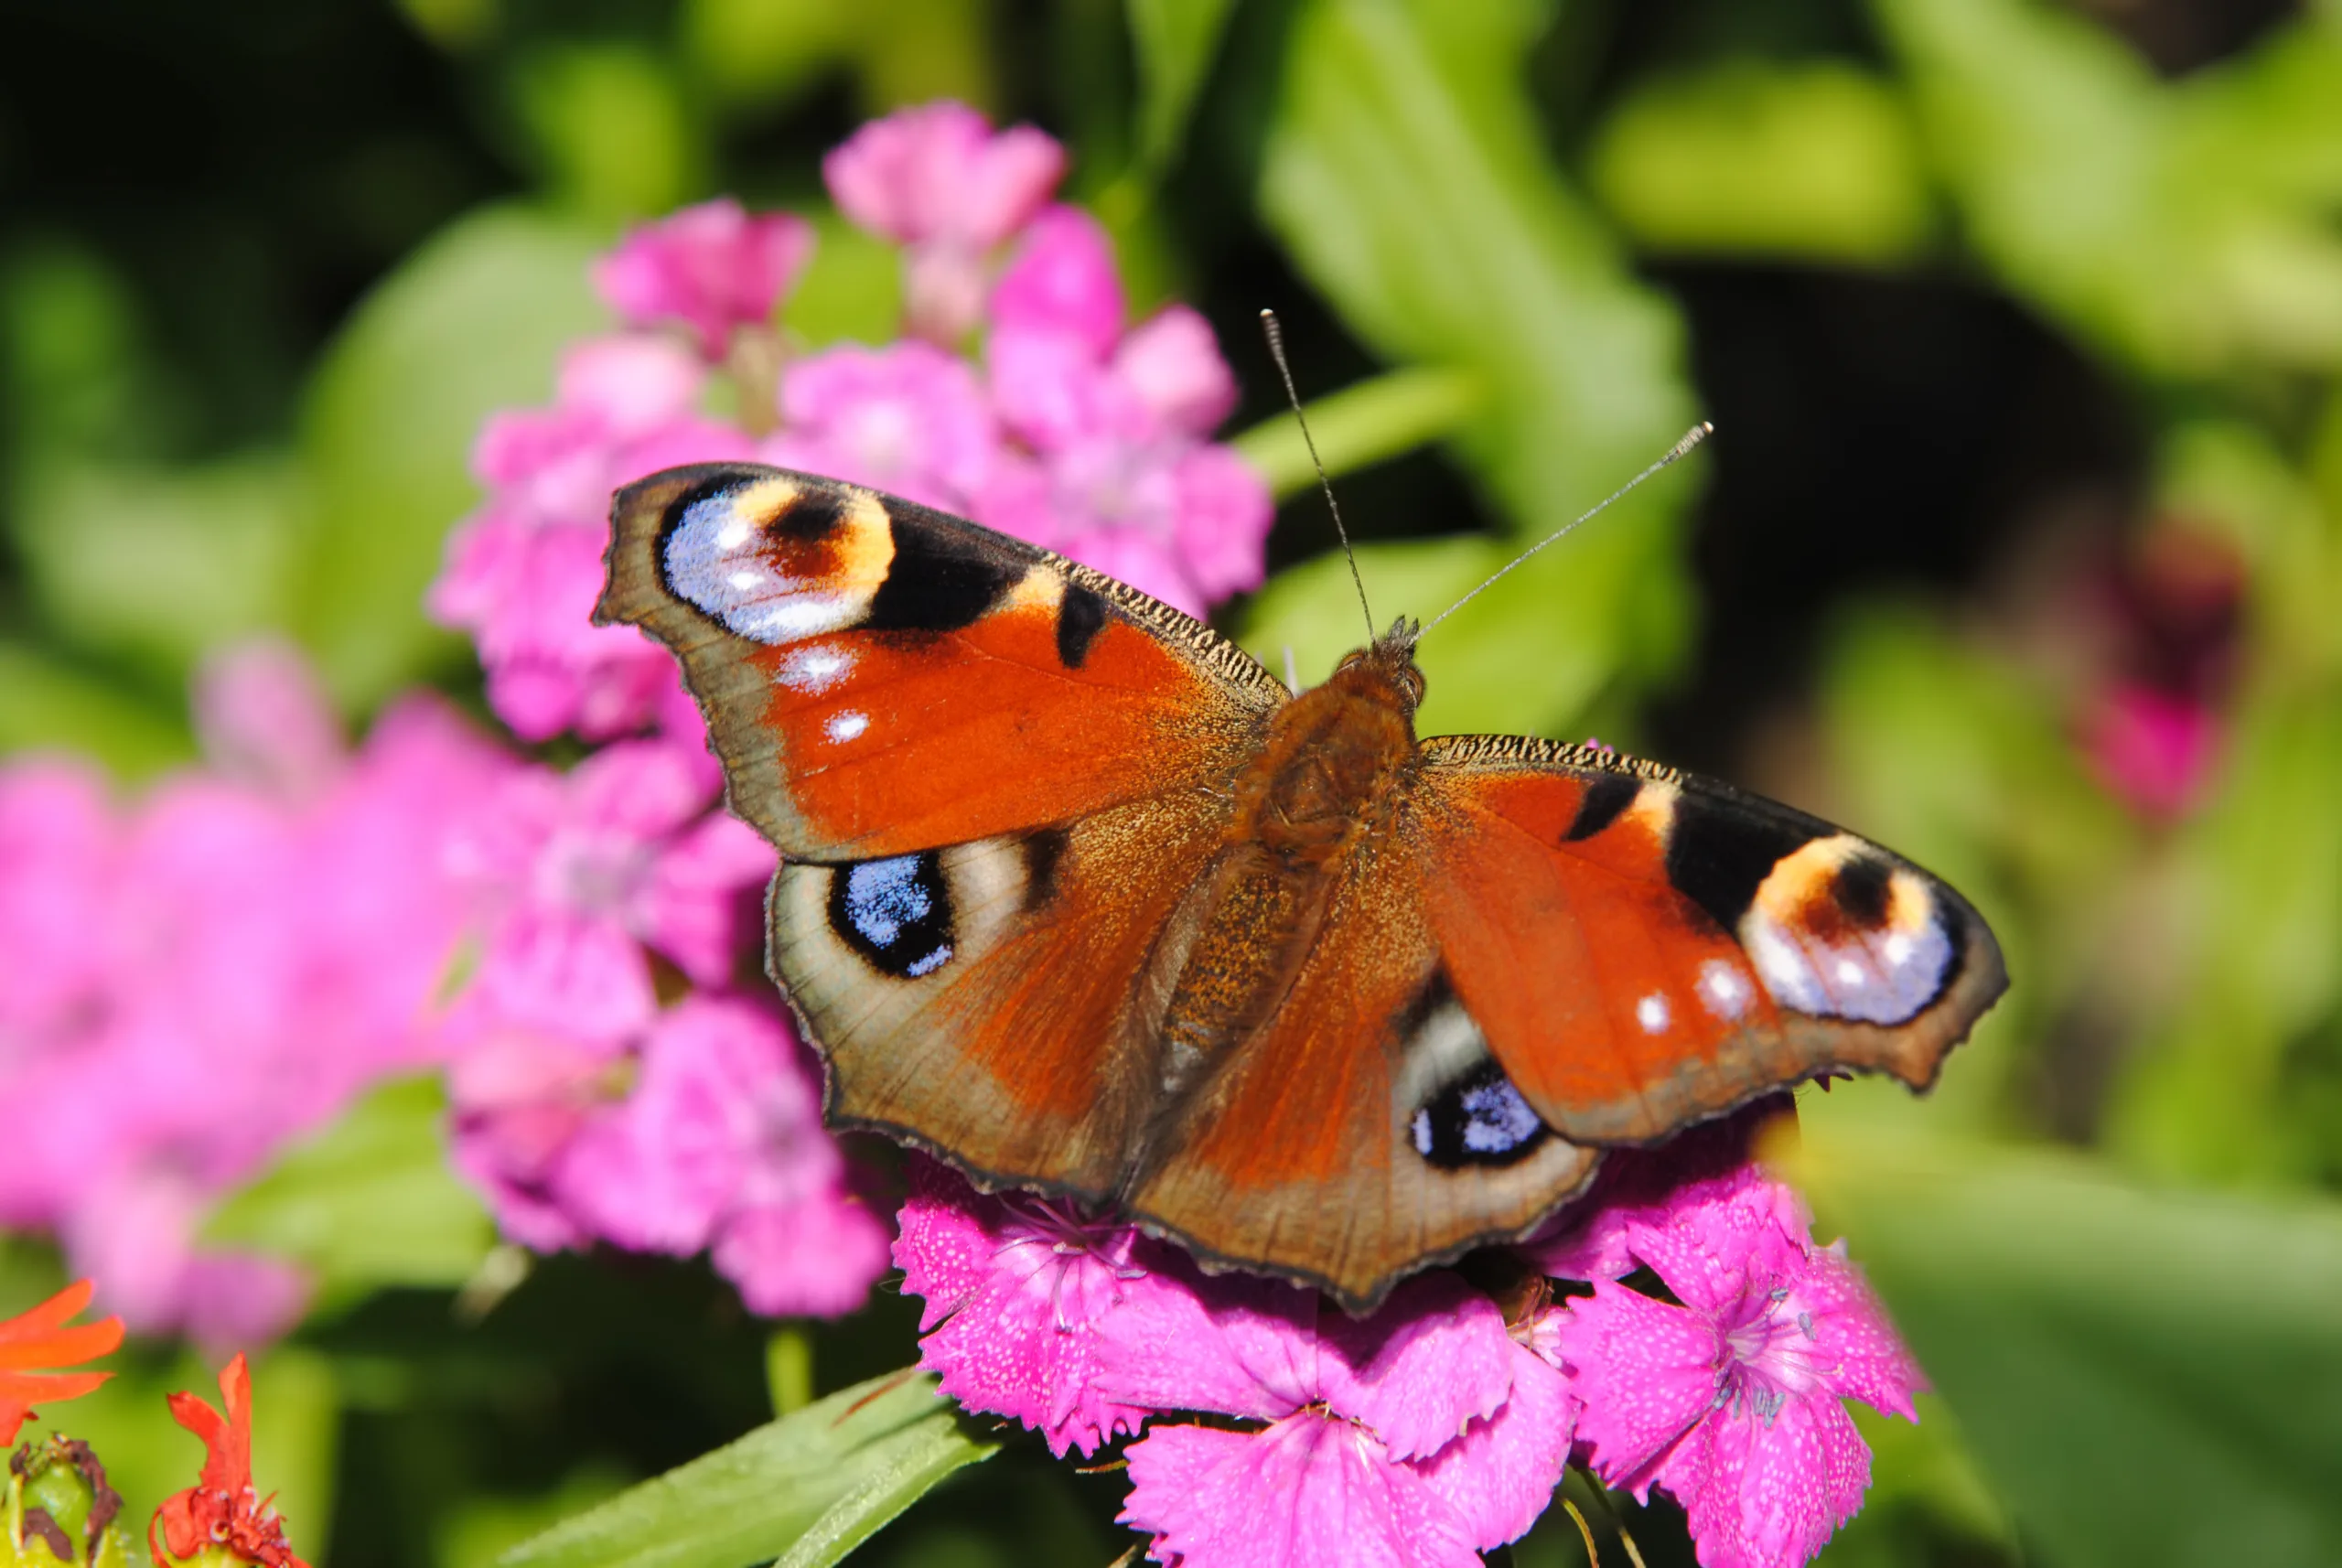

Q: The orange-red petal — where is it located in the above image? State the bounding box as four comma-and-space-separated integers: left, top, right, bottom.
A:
153, 1354, 307, 1568
0, 1280, 124, 1444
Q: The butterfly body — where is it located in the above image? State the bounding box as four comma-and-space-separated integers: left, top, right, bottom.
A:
600, 463, 2006, 1310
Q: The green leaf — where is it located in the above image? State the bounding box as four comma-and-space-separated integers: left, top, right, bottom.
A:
1255, 0, 1700, 732
1229, 365, 1484, 501
501, 1369, 996, 1568
1243, 520, 1693, 741
790, 211, 907, 350
1127, 0, 1241, 175
1789, 1132, 2342, 1568
510, 42, 706, 221
9, 452, 307, 685
203, 1075, 495, 1298
0, 642, 190, 778
1872, 0, 2342, 375
1586, 61, 1932, 264
295, 204, 607, 712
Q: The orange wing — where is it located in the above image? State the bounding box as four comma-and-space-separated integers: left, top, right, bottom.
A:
1407, 736, 2006, 1145
598, 464, 1286, 859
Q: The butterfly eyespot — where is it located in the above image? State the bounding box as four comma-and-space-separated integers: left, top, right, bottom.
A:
1391, 982, 1552, 1170
1410, 1058, 1551, 1169
1736, 836, 1957, 1024
829, 853, 955, 979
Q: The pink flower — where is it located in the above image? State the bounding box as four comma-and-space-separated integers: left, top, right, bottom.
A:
446, 997, 886, 1317
446, 1015, 620, 1251
977, 208, 1268, 614
1547, 1165, 1923, 1568
988, 205, 1125, 359
445, 738, 773, 1049
593, 199, 814, 360
0, 657, 508, 1342
760, 341, 1000, 511
892, 1158, 1166, 1456
1101, 1271, 1573, 1568
2081, 681, 2220, 821
192, 640, 345, 802
431, 334, 752, 744
567, 997, 888, 1321
0, 760, 119, 1059
824, 102, 1066, 344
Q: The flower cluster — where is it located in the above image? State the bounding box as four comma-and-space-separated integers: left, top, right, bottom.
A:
0, 649, 502, 1344
897, 1111, 1922, 1568
0, 102, 1274, 1338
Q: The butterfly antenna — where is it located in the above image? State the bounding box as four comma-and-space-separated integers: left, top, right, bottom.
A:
1261, 309, 1376, 643
1419, 421, 1714, 640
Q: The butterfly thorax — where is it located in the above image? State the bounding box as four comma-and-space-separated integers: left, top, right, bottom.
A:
1231, 639, 1423, 864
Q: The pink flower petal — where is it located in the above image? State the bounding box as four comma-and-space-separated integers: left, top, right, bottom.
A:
1415, 1339, 1577, 1551
715, 1192, 892, 1318
1320, 1273, 1516, 1463
192, 639, 345, 802
764, 340, 1001, 510
594, 199, 814, 359
990, 206, 1123, 357
1660, 1382, 1872, 1568
1168, 445, 1273, 602
1120, 1415, 1482, 1568
1552, 1278, 1724, 1492
1113, 306, 1239, 435
897, 1164, 1168, 1455
823, 102, 1064, 250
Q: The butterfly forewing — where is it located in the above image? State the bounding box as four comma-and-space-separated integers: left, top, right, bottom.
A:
598, 464, 1287, 860
1409, 736, 2006, 1145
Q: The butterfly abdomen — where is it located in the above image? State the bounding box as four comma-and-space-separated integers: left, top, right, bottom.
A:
1145, 649, 1422, 1107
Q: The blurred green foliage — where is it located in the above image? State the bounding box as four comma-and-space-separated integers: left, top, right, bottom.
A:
5, 0, 2342, 1564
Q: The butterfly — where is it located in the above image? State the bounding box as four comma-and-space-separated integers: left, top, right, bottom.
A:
598, 462, 2006, 1311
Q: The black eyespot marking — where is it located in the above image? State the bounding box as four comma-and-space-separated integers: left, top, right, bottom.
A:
1056, 584, 1110, 668
1020, 827, 1069, 913
830, 853, 955, 979
768, 485, 847, 542
1831, 854, 1893, 928
863, 513, 1019, 634
1410, 1058, 1550, 1169
1666, 794, 1819, 935
1563, 774, 1639, 842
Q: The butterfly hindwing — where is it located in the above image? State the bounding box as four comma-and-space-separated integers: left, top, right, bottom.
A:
1409, 736, 2006, 1145
598, 463, 1288, 859
768, 791, 1234, 1201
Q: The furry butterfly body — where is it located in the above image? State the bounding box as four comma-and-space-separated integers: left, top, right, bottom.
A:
599, 463, 2005, 1310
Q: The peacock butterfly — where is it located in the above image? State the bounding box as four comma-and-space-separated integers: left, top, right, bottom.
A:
597, 462, 2005, 1311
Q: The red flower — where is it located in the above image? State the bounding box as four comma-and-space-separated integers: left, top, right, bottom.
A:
150, 1355, 309, 1568
0, 1280, 123, 1443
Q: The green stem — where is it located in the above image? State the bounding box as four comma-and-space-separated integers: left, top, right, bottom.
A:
1230, 364, 1484, 501
765, 1325, 814, 1417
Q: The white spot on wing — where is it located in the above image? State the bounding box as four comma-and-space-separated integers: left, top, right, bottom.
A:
824, 710, 869, 742
777, 646, 853, 693
1636, 993, 1671, 1034
1697, 960, 1751, 1020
